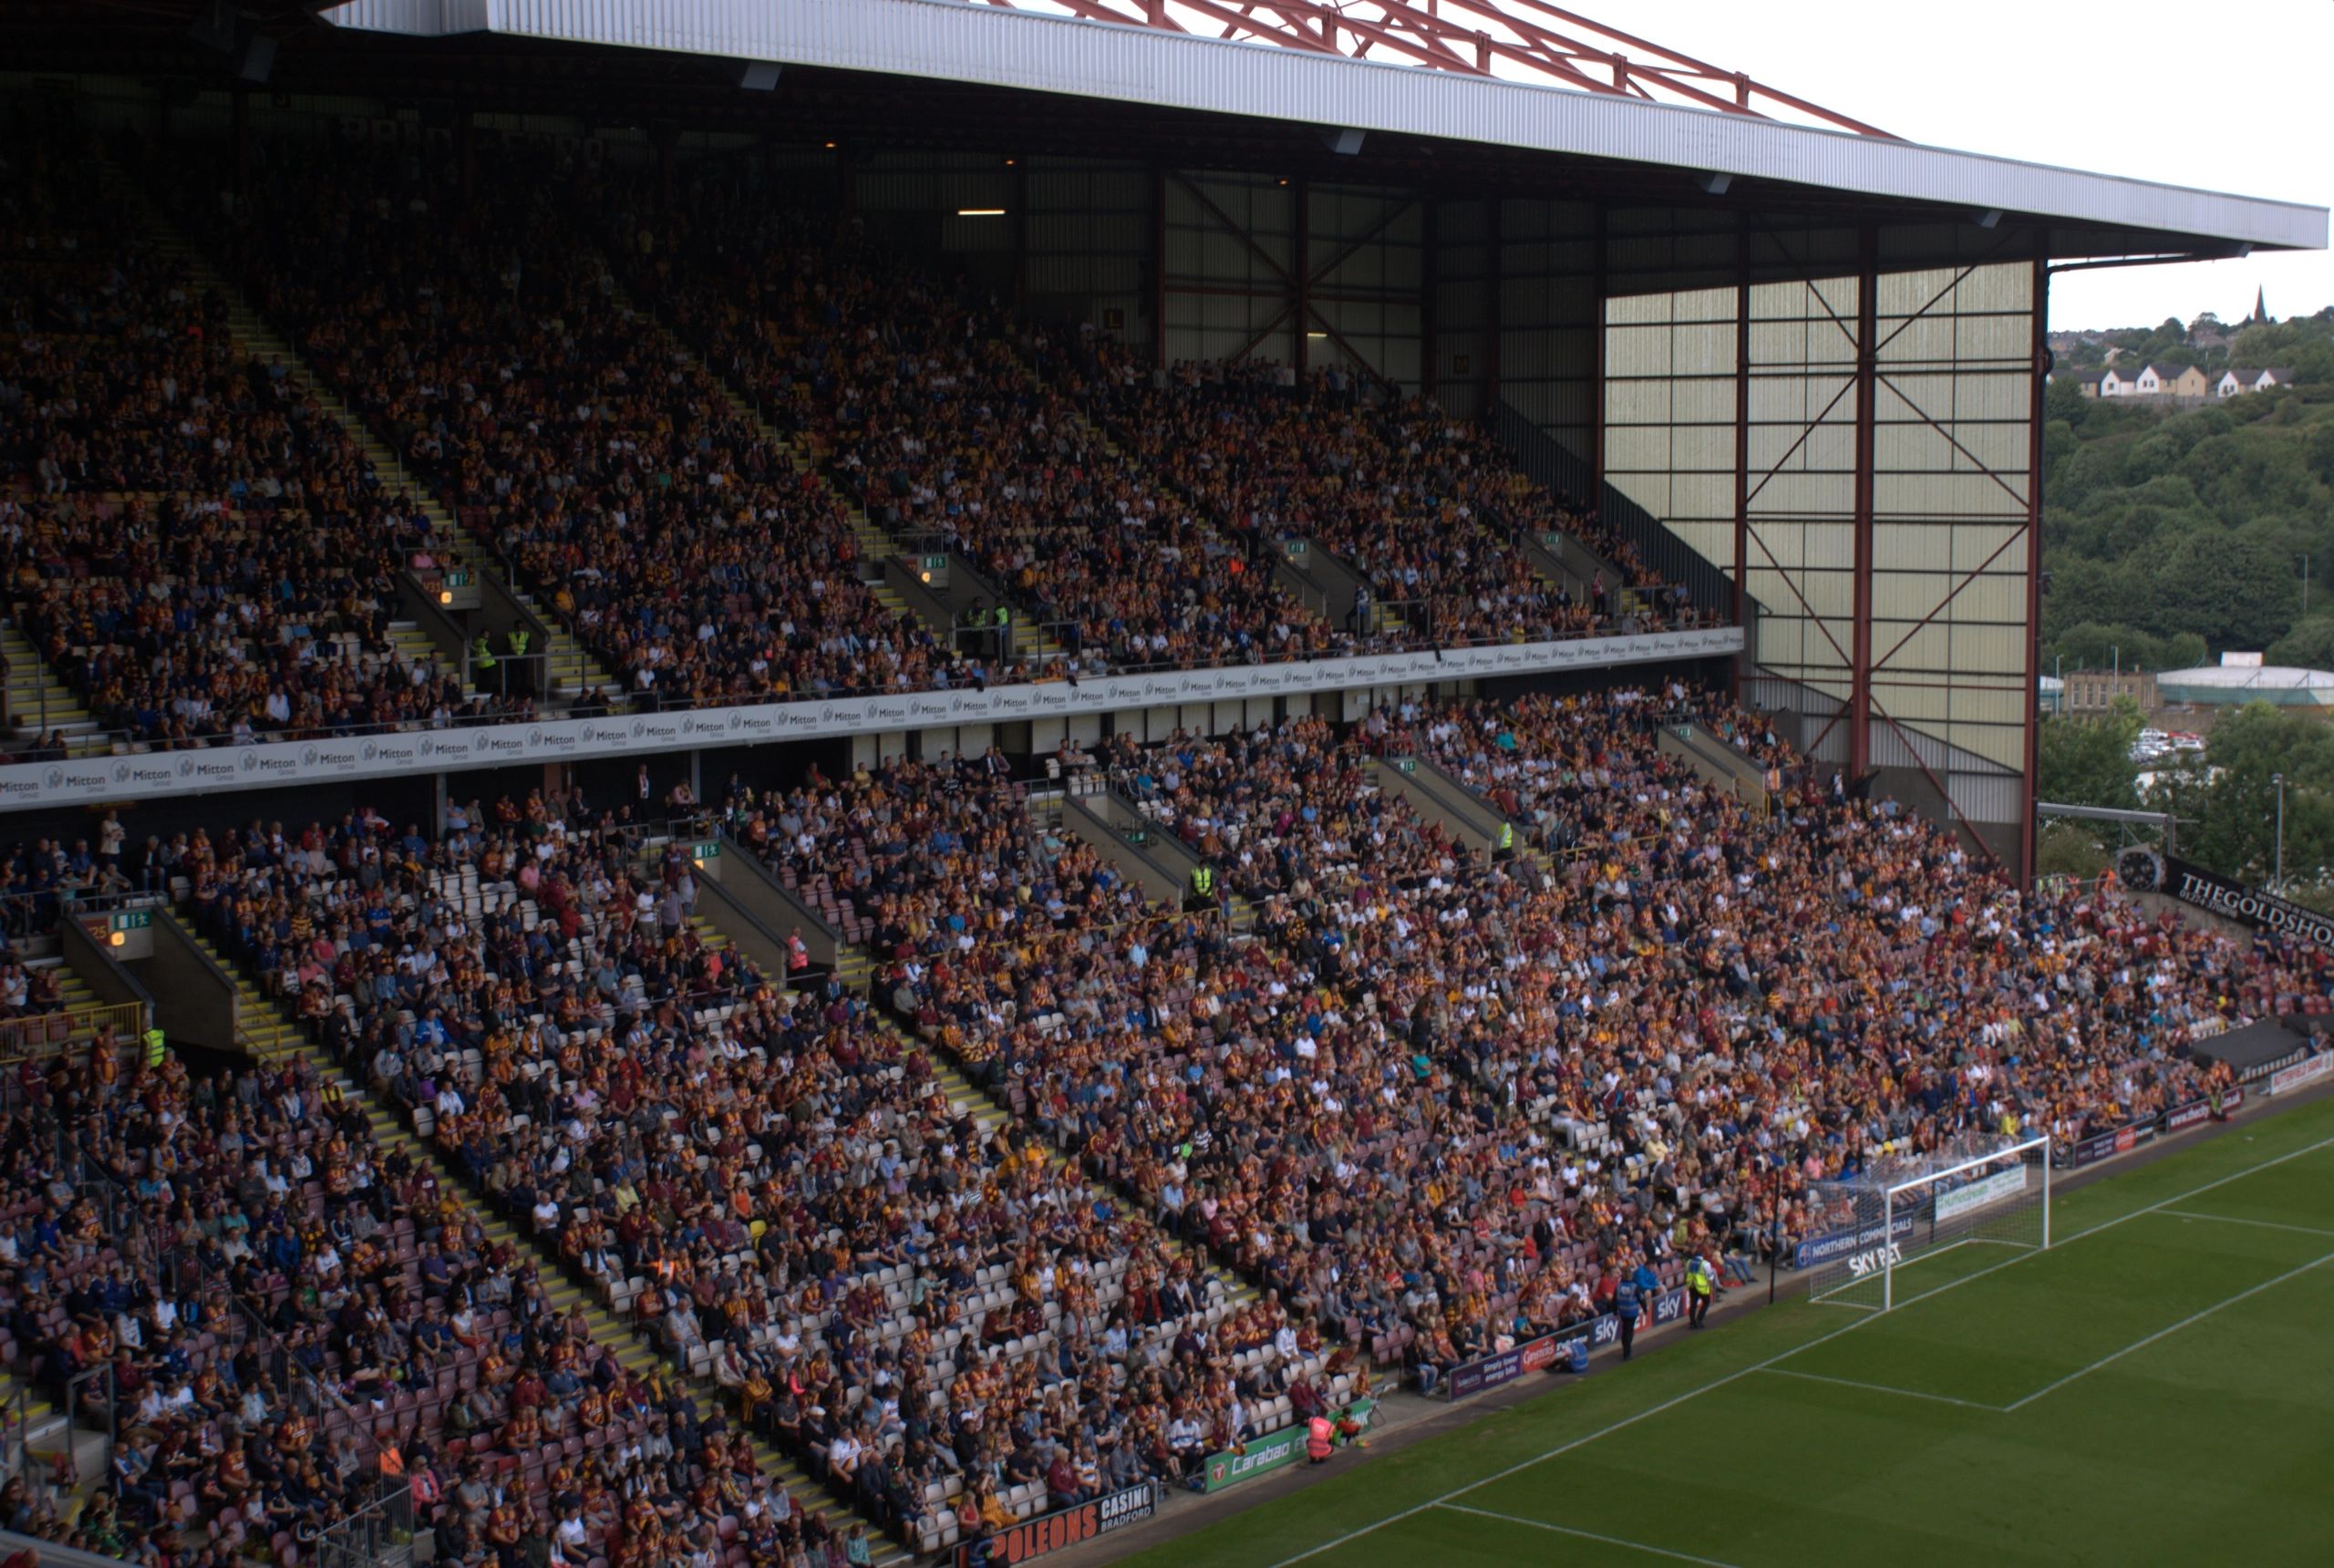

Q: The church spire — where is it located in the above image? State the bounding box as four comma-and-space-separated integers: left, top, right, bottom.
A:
2252, 284, 2269, 325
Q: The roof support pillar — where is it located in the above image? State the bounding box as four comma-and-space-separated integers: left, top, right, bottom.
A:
1732, 217, 1750, 696
1849, 223, 1879, 782
1420, 200, 1440, 399
1151, 166, 1168, 366
1591, 202, 1607, 495
1293, 179, 1310, 373
2022, 238, 2050, 883
1483, 199, 1503, 414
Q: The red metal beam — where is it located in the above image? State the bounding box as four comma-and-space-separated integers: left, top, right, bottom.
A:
2022, 243, 2049, 884
1848, 225, 1878, 781
1731, 217, 1749, 695
981, 1, 1891, 137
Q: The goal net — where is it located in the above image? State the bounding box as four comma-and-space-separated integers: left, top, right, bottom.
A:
1804, 1133, 2051, 1312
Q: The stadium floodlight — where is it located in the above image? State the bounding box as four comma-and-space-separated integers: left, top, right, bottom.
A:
1804, 1132, 2051, 1313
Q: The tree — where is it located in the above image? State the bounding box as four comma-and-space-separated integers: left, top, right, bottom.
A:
2267, 615, 2334, 670
2036, 699, 2143, 811
2145, 702, 2334, 891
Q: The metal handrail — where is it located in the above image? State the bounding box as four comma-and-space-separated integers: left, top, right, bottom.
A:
1, 593, 1731, 758
0, 1002, 145, 1068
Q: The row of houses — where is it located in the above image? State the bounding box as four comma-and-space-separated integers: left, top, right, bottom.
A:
2078, 364, 2295, 399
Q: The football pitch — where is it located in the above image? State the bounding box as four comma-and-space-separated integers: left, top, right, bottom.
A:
1124, 1093, 2334, 1568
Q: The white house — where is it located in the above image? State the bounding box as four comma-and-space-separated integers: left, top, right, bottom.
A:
2215, 366, 2296, 397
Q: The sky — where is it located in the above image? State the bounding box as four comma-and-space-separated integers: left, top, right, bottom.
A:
1627, 0, 2334, 332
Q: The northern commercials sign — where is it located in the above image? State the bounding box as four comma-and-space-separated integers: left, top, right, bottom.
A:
3, 628, 1741, 812
2164, 856, 2334, 953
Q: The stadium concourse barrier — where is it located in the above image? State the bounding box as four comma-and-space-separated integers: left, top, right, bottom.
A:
952, 1480, 1162, 1568
1196, 1398, 1381, 1491
2267, 1050, 2334, 1098
2057, 1087, 2250, 1171
0, 625, 1746, 810
1437, 1296, 1690, 1402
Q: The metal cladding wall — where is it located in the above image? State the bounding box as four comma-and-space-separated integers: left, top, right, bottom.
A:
1602, 223, 2041, 871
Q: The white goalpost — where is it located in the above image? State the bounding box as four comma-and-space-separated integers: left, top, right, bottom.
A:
1804, 1133, 2052, 1312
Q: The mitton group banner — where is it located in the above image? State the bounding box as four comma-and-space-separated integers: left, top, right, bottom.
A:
5, 627, 1742, 811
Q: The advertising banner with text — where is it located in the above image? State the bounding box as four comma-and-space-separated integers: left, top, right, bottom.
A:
5, 627, 1743, 813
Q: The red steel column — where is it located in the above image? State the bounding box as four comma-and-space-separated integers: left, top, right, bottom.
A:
1421, 200, 1440, 398
1591, 203, 1608, 494
2022, 242, 2050, 882
1849, 225, 1879, 782
1733, 219, 1750, 696
1152, 167, 1168, 366
1484, 199, 1503, 413
1293, 179, 1310, 372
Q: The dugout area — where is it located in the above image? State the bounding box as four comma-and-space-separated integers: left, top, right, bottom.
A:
7, 0, 2323, 876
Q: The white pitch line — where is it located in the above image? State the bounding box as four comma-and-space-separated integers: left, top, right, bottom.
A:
2156, 1209, 2334, 1239
1263, 1127, 2334, 1568
1999, 1246, 2334, 1413
1436, 1503, 1744, 1568
1759, 1366, 2007, 1412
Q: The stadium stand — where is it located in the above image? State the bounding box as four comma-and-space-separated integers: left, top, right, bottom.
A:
592, 163, 1337, 676
1068, 348, 1702, 645
181, 145, 959, 715
0, 110, 2319, 1568
0, 139, 511, 752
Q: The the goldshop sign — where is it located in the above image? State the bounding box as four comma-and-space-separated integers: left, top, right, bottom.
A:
3, 627, 1740, 810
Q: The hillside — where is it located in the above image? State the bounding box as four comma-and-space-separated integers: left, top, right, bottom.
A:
2040, 342, 2334, 673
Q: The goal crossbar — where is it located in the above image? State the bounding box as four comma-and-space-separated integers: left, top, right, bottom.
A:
1806, 1134, 2052, 1313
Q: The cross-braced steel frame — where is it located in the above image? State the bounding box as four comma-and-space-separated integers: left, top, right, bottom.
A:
982, 1, 1892, 136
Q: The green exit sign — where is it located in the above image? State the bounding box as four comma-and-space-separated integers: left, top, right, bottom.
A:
689, 841, 720, 861
1282, 541, 1310, 562
109, 911, 152, 932
445, 569, 474, 588
1395, 758, 1417, 775
921, 554, 947, 573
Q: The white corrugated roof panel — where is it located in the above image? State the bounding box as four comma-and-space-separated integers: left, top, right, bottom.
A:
320, 0, 2324, 251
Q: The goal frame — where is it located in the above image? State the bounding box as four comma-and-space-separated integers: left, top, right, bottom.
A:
1809, 1133, 2052, 1313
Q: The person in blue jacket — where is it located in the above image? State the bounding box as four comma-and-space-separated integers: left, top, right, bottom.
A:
1614, 1253, 1645, 1361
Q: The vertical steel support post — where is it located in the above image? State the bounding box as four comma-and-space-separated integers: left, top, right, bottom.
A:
1733, 219, 1751, 696
2023, 242, 2050, 883
1293, 179, 1311, 372
1152, 167, 1169, 366
1849, 226, 1880, 781
1421, 200, 1441, 398
1484, 200, 1503, 414
1591, 204, 1608, 495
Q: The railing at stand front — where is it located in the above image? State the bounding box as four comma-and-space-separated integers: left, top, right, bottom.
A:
0, 1001, 145, 1068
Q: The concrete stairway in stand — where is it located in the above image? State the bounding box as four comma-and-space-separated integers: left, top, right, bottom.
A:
776, 828, 1253, 1315
1, 619, 101, 753
134, 211, 621, 708
178, 921, 909, 1562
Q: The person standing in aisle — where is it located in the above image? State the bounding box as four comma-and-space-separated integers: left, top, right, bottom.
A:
1687, 1251, 1715, 1329
1614, 1253, 1644, 1361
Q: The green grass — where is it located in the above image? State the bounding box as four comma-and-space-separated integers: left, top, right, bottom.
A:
1125, 1097, 2334, 1568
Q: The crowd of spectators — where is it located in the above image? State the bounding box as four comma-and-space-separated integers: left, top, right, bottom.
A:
1073, 348, 1701, 645
893, 695, 2319, 1387
593, 166, 1335, 676
0, 137, 516, 748
168, 778, 1337, 1557
0, 1011, 843, 1568
180, 144, 965, 714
